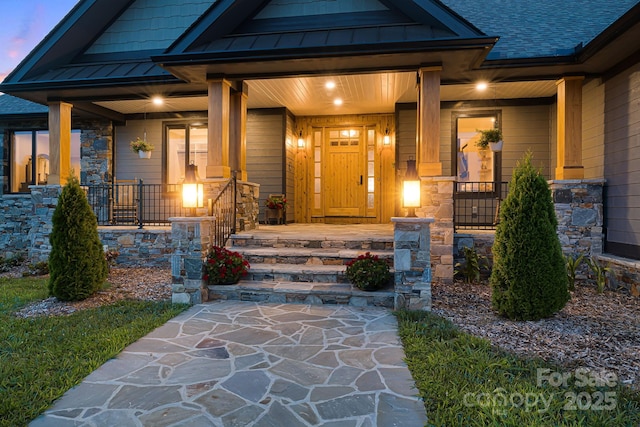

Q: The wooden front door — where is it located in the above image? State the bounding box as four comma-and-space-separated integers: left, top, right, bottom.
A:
323, 128, 365, 216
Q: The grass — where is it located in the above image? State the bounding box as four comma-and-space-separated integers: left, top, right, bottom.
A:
0, 277, 188, 427
396, 310, 640, 427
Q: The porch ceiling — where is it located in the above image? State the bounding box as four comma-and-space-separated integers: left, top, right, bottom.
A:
94, 73, 558, 116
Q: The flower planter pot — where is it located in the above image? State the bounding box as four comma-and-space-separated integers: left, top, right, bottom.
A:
489, 140, 503, 152
138, 150, 152, 159
265, 207, 284, 224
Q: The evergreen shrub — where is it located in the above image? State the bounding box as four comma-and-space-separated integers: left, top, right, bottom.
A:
490, 153, 569, 320
49, 176, 108, 301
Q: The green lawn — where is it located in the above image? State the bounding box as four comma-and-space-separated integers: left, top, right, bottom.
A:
396, 310, 640, 427
0, 277, 188, 427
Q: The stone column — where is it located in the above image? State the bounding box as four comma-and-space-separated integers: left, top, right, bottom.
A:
207, 79, 231, 179
48, 101, 73, 185
556, 76, 584, 179
392, 217, 435, 310
421, 176, 455, 284
169, 216, 216, 304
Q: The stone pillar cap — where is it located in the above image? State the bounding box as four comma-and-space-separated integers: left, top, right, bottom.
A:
391, 217, 435, 223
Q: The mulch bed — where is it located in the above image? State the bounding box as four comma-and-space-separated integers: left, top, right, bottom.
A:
432, 280, 640, 390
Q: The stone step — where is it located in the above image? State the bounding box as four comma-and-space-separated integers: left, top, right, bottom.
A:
229, 234, 393, 250
245, 263, 350, 283
236, 247, 393, 266
207, 280, 395, 308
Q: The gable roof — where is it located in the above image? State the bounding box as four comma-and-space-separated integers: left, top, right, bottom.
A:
154, 0, 496, 81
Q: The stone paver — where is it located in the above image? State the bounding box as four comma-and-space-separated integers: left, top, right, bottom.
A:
30, 301, 427, 426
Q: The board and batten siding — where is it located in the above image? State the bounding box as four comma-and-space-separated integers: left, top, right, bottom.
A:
246, 110, 287, 222
396, 104, 552, 181
604, 62, 640, 255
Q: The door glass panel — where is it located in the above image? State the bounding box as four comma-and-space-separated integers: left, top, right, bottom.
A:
456, 116, 496, 191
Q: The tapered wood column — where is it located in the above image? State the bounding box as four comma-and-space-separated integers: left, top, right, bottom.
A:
230, 82, 248, 181
555, 76, 584, 179
418, 66, 442, 177
47, 101, 73, 185
207, 79, 231, 178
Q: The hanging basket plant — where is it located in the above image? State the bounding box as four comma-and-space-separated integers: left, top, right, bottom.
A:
130, 137, 154, 158
476, 128, 503, 152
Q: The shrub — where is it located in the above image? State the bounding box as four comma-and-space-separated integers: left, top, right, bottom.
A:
345, 252, 391, 291
454, 246, 486, 284
564, 253, 585, 291
490, 153, 569, 320
49, 176, 108, 301
585, 256, 609, 293
203, 245, 250, 285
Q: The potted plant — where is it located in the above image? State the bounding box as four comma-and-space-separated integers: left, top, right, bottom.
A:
130, 137, 154, 159
265, 194, 287, 224
345, 252, 391, 291
203, 245, 250, 285
476, 128, 503, 152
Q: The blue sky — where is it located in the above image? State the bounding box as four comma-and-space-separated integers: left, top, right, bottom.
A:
0, 0, 78, 82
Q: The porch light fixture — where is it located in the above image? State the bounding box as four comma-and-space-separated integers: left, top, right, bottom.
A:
152, 96, 164, 106
297, 130, 305, 148
383, 127, 391, 145
403, 157, 420, 217
476, 82, 488, 91
182, 162, 204, 211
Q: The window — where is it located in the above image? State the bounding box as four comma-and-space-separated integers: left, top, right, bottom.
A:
453, 112, 501, 192
9, 130, 81, 193
166, 123, 207, 184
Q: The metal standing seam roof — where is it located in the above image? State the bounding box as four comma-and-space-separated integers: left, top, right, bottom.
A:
438, 0, 640, 59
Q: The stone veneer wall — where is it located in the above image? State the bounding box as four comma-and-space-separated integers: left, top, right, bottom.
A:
419, 177, 454, 284
0, 195, 33, 258
27, 185, 62, 262
80, 120, 113, 185
392, 217, 434, 310
550, 179, 604, 255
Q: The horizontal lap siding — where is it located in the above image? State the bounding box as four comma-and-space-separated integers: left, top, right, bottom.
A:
246, 111, 285, 221
397, 104, 551, 181
604, 62, 640, 248
115, 119, 164, 184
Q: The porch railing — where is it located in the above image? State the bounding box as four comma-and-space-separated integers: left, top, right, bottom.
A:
84, 175, 237, 246
209, 172, 237, 247
454, 181, 509, 231
84, 180, 189, 227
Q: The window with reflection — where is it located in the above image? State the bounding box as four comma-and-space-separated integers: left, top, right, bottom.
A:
166, 123, 208, 185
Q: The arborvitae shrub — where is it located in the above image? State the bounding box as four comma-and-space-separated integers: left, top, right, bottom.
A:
49, 176, 108, 301
490, 153, 569, 320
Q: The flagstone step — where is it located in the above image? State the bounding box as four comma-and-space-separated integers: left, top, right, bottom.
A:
230, 234, 393, 250
207, 280, 395, 308
237, 247, 393, 266
245, 263, 350, 283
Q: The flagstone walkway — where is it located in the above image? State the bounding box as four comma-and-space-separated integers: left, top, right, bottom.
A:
31, 301, 427, 426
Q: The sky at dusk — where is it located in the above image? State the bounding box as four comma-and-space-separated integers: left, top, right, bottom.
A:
0, 0, 79, 83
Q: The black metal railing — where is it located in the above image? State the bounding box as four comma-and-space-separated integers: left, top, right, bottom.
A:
209, 173, 237, 247
84, 180, 189, 227
454, 181, 509, 230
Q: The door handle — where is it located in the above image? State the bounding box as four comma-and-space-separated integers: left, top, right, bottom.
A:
360, 175, 363, 185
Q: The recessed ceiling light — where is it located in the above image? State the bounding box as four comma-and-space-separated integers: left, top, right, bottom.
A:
152, 96, 164, 105
333, 98, 343, 106
325, 81, 336, 90
476, 82, 488, 91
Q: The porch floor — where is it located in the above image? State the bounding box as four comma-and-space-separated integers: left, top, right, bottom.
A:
233, 223, 394, 241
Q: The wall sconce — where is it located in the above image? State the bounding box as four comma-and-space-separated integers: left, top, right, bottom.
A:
403, 157, 420, 217
383, 127, 391, 145
297, 130, 305, 148
182, 162, 204, 212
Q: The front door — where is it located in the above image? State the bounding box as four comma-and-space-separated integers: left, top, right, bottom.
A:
323, 128, 365, 216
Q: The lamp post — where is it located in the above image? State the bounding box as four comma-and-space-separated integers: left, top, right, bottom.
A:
403, 157, 420, 217
182, 162, 204, 215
